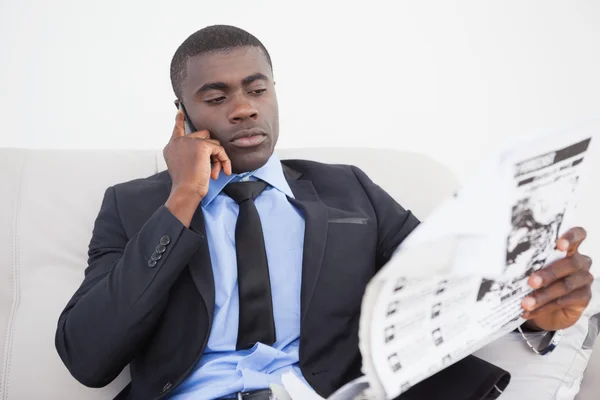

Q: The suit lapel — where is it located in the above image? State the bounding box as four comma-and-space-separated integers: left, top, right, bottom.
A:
284, 165, 329, 322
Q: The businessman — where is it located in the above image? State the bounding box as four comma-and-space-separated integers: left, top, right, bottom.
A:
55, 25, 594, 400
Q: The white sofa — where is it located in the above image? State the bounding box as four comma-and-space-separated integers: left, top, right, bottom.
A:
0, 147, 598, 400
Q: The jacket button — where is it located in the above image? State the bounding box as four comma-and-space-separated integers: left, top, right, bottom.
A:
155, 244, 167, 254
148, 259, 158, 268
160, 235, 171, 246
161, 381, 173, 394
151, 252, 162, 261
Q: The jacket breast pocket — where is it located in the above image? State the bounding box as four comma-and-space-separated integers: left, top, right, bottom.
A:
328, 217, 369, 225
316, 217, 378, 318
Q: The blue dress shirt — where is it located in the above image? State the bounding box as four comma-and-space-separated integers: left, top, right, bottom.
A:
170, 155, 307, 399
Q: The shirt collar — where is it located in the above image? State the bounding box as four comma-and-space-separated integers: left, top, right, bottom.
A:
201, 153, 294, 208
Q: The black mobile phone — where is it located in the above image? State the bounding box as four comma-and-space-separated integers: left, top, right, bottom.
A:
177, 102, 196, 135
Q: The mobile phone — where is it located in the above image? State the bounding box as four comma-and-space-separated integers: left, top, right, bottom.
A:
177, 102, 196, 135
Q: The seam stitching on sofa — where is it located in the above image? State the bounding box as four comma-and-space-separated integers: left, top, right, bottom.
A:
0, 153, 27, 400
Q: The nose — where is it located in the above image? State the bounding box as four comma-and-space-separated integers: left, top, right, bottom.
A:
228, 101, 258, 124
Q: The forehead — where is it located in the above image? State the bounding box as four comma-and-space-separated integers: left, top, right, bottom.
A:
184, 46, 272, 89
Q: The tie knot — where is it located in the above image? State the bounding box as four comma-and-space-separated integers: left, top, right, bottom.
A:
223, 180, 268, 204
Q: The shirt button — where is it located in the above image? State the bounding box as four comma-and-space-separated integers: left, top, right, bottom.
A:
155, 244, 167, 254
160, 235, 171, 246
148, 259, 158, 268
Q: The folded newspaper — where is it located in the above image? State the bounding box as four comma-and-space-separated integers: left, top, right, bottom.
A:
277, 120, 599, 400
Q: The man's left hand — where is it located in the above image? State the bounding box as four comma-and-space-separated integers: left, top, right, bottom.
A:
521, 227, 594, 331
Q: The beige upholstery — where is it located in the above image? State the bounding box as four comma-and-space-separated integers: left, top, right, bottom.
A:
474, 280, 600, 400
0, 147, 597, 400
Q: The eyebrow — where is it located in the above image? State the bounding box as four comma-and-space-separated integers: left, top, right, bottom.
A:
242, 73, 269, 86
196, 73, 270, 94
197, 81, 228, 93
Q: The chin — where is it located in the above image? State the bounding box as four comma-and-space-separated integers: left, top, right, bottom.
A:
227, 135, 277, 174
230, 150, 272, 174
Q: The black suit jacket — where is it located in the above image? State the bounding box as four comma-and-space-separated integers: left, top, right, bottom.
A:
55, 160, 508, 400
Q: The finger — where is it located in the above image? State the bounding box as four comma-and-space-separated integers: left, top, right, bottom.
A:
211, 160, 222, 180
522, 285, 592, 320
529, 253, 592, 289
210, 145, 232, 176
522, 270, 594, 311
195, 138, 221, 146
172, 110, 185, 139
187, 130, 211, 140
557, 227, 587, 254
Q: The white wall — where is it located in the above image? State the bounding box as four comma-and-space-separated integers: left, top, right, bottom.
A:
1, 0, 600, 261
1, 0, 599, 181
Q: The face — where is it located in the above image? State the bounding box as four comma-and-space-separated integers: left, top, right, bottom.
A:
178, 46, 279, 173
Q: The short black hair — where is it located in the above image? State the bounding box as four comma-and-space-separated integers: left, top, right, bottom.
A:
170, 25, 273, 99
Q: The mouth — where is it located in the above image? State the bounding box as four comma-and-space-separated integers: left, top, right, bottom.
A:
229, 128, 267, 148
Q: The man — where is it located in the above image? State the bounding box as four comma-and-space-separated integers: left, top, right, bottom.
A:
55, 25, 594, 400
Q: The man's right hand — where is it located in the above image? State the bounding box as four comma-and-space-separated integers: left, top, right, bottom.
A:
163, 110, 232, 227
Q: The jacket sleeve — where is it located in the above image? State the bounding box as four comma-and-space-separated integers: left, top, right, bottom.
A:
55, 186, 205, 388
351, 166, 421, 268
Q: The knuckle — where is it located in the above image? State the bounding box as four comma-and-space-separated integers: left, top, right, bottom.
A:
562, 277, 576, 293
559, 286, 591, 306
584, 271, 595, 285
571, 254, 586, 270
565, 272, 592, 291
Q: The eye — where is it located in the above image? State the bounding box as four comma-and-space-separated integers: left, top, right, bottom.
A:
205, 96, 226, 105
250, 88, 267, 96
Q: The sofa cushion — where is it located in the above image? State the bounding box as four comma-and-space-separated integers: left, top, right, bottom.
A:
0, 149, 160, 399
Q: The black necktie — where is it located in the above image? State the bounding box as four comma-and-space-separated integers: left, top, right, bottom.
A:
224, 180, 276, 350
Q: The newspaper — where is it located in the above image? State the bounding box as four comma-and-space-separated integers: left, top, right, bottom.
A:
280, 120, 598, 400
